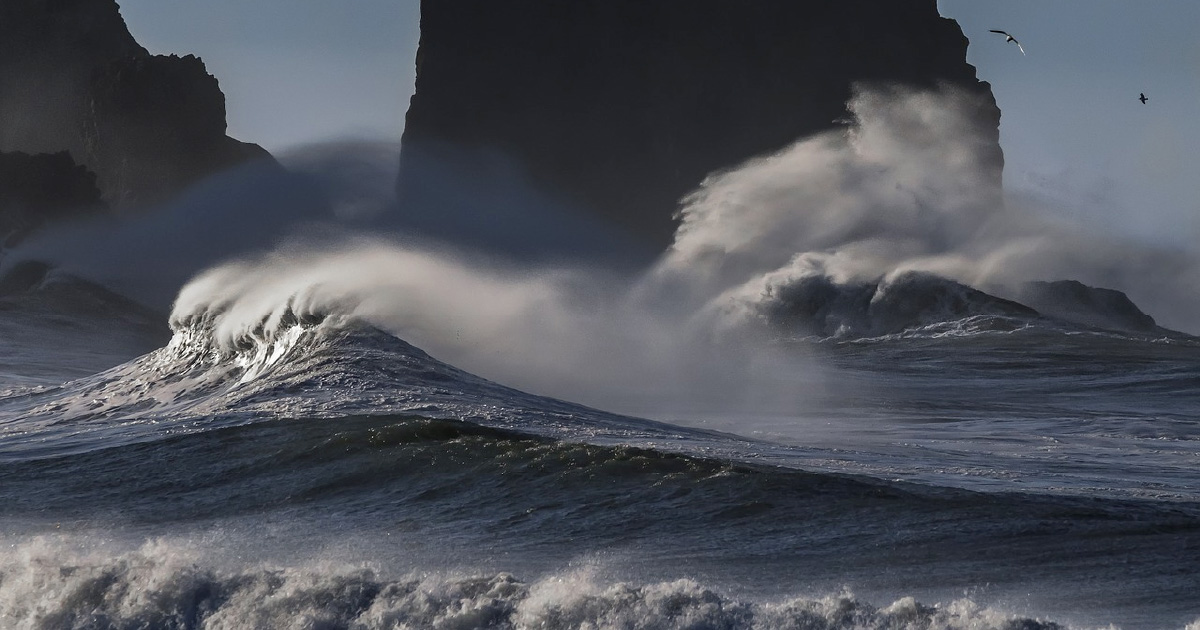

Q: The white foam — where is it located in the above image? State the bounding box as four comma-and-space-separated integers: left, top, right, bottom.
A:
0, 536, 1091, 630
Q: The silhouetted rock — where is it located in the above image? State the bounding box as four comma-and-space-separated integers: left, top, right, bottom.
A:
84, 53, 274, 208
399, 0, 1003, 250
1013, 280, 1162, 334
0, 0, 273, 212
755, 271, 1035, 338
0, 150, 107, 247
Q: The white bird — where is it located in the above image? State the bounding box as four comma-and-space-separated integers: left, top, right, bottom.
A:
989, 29, 1025, 55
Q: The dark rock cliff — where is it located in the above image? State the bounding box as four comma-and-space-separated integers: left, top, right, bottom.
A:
399, 0, 1003, 251
0, 150, 107, 247
0, 0, 273, 212
1012, 280, 1163, 334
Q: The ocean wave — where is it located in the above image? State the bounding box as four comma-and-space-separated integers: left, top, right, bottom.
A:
2, 287, 1196, 503
717, 267, 1190, 342
0, 415, 904, 526
0, 537, 1085, 630
0, 303, 729, 465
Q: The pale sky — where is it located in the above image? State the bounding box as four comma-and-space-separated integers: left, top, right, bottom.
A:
939, 0, 1200, 245
118, 0, 420, 150
117, 0, 1199, 244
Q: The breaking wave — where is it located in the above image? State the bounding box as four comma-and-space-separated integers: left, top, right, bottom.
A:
0, 538, 1074, 630
0, 289, 728, 464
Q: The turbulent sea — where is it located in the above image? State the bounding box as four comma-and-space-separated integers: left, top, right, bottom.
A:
2, 84, 1199, 630
0, 264, 1197, 630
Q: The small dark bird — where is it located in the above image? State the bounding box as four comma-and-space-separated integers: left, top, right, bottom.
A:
1139, 93, 1148, 104
989, 30, 1025, 55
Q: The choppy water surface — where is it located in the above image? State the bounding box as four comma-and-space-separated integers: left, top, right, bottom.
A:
1, 279, 1198, 630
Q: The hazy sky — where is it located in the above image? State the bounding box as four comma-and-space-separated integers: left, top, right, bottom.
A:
117, 0, 1198, 244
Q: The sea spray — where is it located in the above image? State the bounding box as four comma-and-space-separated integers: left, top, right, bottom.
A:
653, 86, 1200, 334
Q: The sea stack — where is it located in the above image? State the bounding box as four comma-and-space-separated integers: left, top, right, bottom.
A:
398, 0, 1004, 251
0, 0, 273, 212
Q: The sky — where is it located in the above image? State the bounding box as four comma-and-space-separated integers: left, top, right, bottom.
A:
116, 0, 1199, 246
118, 0, 421, 150
939, 0, 1200, 246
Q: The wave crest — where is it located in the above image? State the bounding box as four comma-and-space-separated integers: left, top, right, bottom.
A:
164, 299, 338, 387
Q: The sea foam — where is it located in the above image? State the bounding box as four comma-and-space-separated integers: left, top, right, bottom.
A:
0, 537, 1079, 630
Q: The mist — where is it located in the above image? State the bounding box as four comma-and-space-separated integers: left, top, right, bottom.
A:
5, 160, 330, 308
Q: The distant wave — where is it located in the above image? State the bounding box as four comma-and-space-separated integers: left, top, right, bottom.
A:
0, 261, 168, 385
711, 268, 1188, 342
727, 269, 1035, 339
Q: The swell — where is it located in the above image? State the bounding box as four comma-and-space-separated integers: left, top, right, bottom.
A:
819, 325, 1200, 424
0, 414, 909, 525
5, 413, 1198, 554
737, 270, 1193, 342
3, 414, 1200, 629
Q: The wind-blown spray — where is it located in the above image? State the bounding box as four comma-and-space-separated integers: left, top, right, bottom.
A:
160, 86, 1200, 417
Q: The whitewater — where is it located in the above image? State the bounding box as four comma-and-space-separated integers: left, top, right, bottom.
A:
1, 87, 1198, 630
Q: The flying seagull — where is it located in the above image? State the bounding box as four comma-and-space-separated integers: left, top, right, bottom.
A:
1139, 93, 1148, 104
989, 30, 1025, 55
